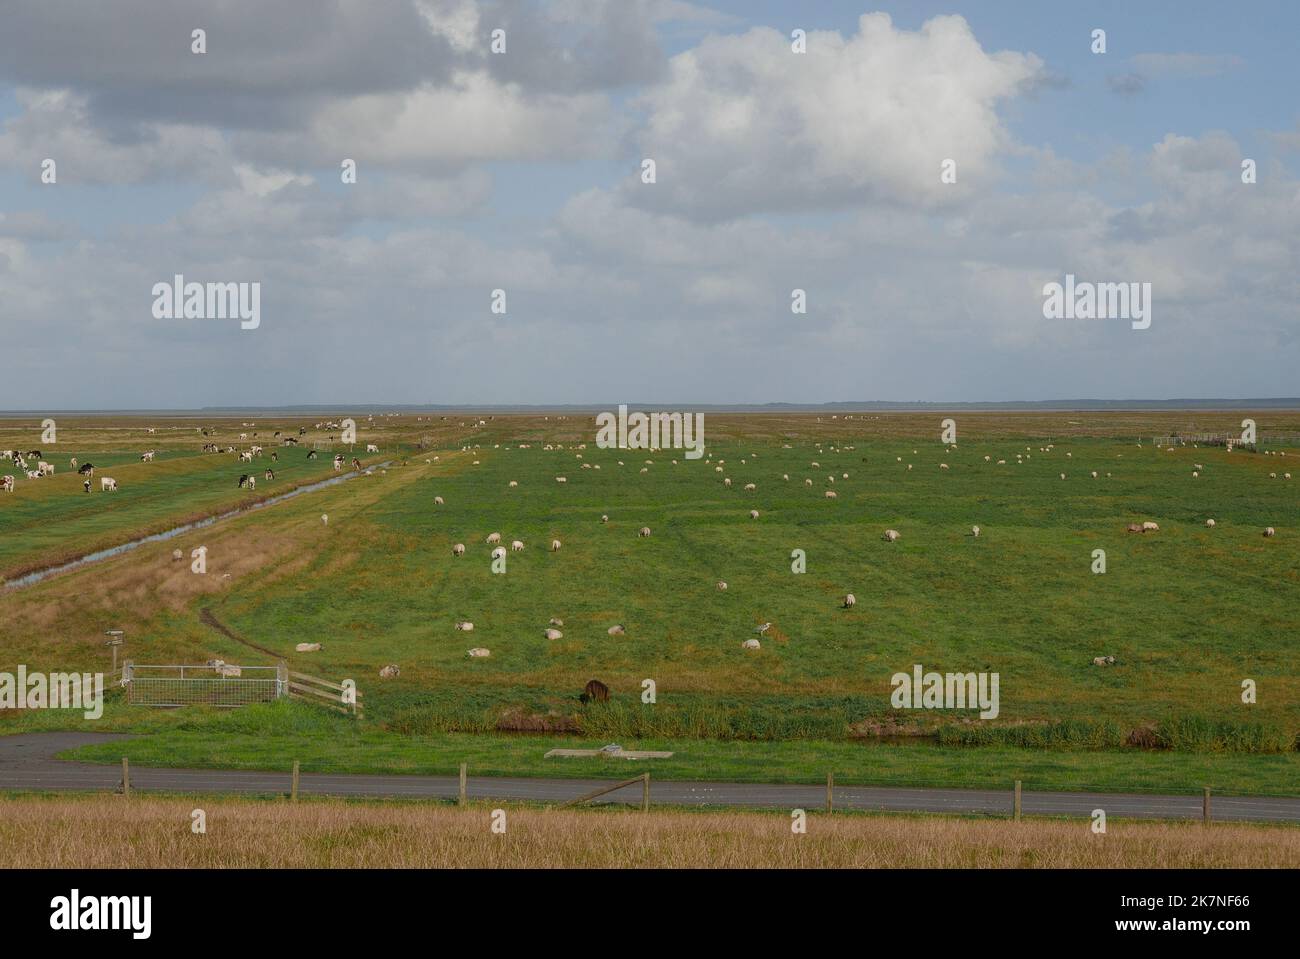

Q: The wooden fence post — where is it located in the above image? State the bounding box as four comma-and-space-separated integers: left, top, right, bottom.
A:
291, 760, 300, 802
1013, 780, 1022, 821
641, 772, 650, 812
1203, 787, 1211, 823
121, 757, 130, 797
459, 762, 467, 808
826, 771, 834, 813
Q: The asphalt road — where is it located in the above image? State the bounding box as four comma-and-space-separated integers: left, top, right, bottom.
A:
3, 732, 1298, 822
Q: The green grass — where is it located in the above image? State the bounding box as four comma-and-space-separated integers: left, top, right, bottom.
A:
4, 414, 1299, 799
52, 701, 1300, 798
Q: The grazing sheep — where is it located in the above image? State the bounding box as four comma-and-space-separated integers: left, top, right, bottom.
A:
1127, 523, 1144, 533
1205, 519, 1216, 527
805, 478, 813, 486
744, 483, 756, 491
883, 529, 900, 542
215, 663, 242, 678
322, 514, 328, 525
455, 621, 475, 631
1142, 521, 1159, 532
724, 478, 732, 488
452, 543, 466, 556
549, 617, 564, 627
716, 581, 727, 591
379, 665, 401, 678
843, 593, 856, 608
296, 643, 322, 652
510, 540, 525, 551
742, 638, 761, 650
607, 624, 626, 636
638, 527, 651, 538
509, 480, 518, 487
1192, 471, 1199, 478
1264, 527, 1276, 537
824, 490, 837, 499
544, 628, 563, 640
1092, 655, 1116, 667
434, 496, 444, 505
556, 476, 567, 483
1091, 471, 1098, 478
486, 532, 501, 545
749, 509, 760, 519
971, 526, 980, 537
1059, 473, 1066, 480
601, 514, 609, 523
783, 473, 790, 480
939, 463, 949, 470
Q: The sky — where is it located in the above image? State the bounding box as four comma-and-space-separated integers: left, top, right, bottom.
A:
1, 0, 1297, 408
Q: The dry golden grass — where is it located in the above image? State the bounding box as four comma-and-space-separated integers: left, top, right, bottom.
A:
2, 795, 1296, 868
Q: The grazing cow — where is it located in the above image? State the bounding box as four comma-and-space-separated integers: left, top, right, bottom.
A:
83, 479, 91, 493
452, 543, 466, 556
307, 450, 317, 459
607, 624, 626, 636
580, 679, 609, 704
101, 477, 118, 492
551, 539, 562, 552
1, 476, 13, 493
238, 474, 251, 488
638, 527, 651, 537
883, 529, 900, 542
486, 532, 501, 545
544, 628, 563, 640
843, 593, 856, 608
271, 451, 278, 462
38, 461, 53, 476
239, 451, 253, 463
264, 469, 275, 481
26, 470, 41, 480
455, 621, 474, 631
366, 444, 379, 453
140, 451, 155, 462
379, 665, 401, 678
1264, 527, 1276, 537
296, 643, 322, 652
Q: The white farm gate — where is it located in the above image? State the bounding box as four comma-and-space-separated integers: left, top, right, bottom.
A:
123, 661, 286, 708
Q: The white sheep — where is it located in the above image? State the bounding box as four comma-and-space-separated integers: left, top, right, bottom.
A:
843, 593, 856, 608
296, 643, 322, 652
638, 527, 651, 537
883, 529, 900, 542
452, 543, 466, 556
455, 621, 474, 631
510, 540, 525, 552
551, 539, 562, 552
544, 628, 563, 640
486, 532, 501, 545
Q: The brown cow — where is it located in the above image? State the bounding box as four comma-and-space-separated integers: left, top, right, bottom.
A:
580, 679, 609, 704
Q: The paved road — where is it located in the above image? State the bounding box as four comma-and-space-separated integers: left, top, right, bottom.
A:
3, 732, 1298, 822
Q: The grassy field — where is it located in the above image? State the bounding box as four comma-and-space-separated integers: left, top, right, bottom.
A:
2, 410, 1298, 798
2, 793, 1296, 868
